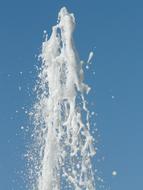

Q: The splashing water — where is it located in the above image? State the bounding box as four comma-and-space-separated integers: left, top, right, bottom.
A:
30, 7, 96, 190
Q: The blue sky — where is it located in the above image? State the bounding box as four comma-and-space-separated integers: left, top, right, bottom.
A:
0, 0, 143, 189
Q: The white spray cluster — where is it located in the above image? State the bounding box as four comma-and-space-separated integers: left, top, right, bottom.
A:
31, 7, 96, 190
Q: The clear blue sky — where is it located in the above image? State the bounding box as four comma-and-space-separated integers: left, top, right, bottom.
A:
0, 0, 143, 189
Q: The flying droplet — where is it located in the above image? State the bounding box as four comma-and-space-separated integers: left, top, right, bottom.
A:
112, 170, 117, 176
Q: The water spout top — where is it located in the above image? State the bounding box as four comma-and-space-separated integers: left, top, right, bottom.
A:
58, 7, 75, 34
58, 7, 68, 18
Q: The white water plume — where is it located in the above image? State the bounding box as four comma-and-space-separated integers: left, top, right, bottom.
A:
29, 7, 96, 190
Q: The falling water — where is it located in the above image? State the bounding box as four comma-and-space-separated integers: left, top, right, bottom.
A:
29, 7, 96, 190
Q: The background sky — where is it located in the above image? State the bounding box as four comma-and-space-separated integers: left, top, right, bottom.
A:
0, 0, 143, 189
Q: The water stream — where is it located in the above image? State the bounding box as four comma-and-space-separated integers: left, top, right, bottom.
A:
29, 7, 96, 190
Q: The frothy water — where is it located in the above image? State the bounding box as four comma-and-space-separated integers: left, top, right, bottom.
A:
29, 7, 96, 190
